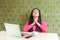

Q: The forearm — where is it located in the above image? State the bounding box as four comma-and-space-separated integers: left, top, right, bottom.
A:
36, 20, 48, 32
22, 24, 33, 32
39, 25, 48, 32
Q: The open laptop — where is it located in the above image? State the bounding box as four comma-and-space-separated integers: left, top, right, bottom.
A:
4, 23, 21, 38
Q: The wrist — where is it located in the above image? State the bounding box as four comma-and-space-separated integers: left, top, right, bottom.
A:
31, 23, 35, 25
37, 22, 40, 26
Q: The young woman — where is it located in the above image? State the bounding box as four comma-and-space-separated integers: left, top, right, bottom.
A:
22, 8, 48, 33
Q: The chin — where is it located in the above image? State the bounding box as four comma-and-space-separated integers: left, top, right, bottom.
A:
34, 16, 39, 17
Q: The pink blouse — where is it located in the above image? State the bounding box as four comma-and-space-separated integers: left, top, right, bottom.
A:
22, 19, 48, 32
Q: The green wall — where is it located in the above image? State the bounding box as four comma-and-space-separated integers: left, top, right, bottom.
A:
0, 0, 60, 38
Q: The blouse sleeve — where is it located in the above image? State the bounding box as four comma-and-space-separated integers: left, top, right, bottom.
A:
22, 20, 33, 32
39, 19, 48, 32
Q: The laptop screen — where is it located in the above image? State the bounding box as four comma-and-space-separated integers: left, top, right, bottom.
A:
4, 23, 21, 38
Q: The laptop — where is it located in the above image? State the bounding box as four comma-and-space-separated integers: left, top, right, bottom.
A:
4, 23, 21, 38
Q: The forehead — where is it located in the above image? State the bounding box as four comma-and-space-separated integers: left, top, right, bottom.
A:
33, 9, 39, 11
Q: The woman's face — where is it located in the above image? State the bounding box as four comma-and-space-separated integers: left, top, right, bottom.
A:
32, 9, 39, 17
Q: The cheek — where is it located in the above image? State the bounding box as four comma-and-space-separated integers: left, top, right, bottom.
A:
37, 13, 39, 16
36, 13, 39, 16
32, 13, 35, 16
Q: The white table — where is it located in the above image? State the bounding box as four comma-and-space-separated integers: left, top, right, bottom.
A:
0, 31, 59, 40
26, 33, 59, 40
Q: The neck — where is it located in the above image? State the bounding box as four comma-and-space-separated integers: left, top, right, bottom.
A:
34, 17, 38, 21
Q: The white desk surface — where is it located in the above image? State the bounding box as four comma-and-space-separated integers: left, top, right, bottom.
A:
0, 31, 59, 40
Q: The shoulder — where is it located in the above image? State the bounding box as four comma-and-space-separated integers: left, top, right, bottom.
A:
41, 19, 46, 22
25, 19, 30, 23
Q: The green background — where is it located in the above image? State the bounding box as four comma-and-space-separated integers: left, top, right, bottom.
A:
0, 0, 60, 38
